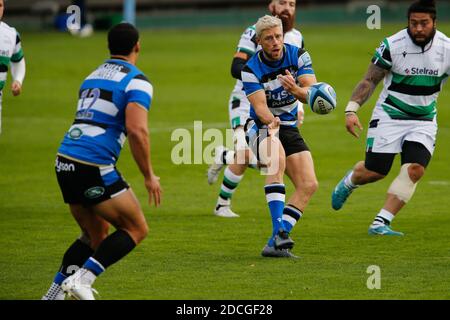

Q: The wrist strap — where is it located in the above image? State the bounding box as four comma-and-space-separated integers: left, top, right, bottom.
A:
345, 101, 360, 113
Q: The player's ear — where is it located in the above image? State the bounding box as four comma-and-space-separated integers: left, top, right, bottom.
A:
268, 1, 275, 14
135, 41, 141, 54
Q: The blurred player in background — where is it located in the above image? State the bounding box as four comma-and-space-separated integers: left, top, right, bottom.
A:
42, 23, 161, 300
242, 15, 318, 257
332, 0, 449, 235
207, 0, 305, 218
0, 0, 26, 135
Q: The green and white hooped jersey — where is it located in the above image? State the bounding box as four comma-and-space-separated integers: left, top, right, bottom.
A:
0, 22, 25, 91
372, 29, 449, 121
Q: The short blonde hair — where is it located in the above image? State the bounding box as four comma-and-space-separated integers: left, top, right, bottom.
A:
255, 15, 283, 39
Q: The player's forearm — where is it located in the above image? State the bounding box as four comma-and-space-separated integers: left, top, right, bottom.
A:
290, 86, 309, 104
350, 63, 386, 108
254, 106, 275, 125
128, 128, 155, 180
11, 58, 26, 84
350, 79, 376, 106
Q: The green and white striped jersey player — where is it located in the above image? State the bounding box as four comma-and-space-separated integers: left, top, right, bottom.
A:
371, 28, 448, 130
0, 3, 26, 135
332, 0, 449, 236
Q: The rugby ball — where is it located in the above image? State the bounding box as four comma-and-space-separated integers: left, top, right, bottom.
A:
307, 82, 337, 115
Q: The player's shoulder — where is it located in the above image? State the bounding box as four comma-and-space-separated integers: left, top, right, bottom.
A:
243, 52, 261, 75
285, 43, 306, 57
241, 24, 257, 37
287, 28, 303, 39
284, 28, 303, 48
0, 21, 18, 36
384, 29, 409, 49
435, 30, 450, 47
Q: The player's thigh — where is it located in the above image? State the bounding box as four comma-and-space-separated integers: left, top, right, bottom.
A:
400, 141, 432, 168
91, 188, 147, 233
278, 126, 310, 159
285, 151, 317, 188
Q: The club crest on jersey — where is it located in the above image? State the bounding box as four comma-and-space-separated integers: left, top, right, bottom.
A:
68, 127, 83, 140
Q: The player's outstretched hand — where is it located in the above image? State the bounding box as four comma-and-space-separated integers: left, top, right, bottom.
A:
11, 81, 22, 96
145, 175, 162, 207
277, 69, 297, 93
345, 113, 363, 138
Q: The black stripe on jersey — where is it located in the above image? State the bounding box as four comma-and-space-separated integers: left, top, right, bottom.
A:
261, 65, 298, 83
134, 74, 150, 82
382, 47, 392, 63
0, 65, 8, 72
251, 34, 257, 46
371, 57, 391, 71
297, 48, 307, 58
387, 82, 441, 96
73, 119, 108, 129
242, 65, 255, 74
16, 34, 21, 45
78, 88, 114, 103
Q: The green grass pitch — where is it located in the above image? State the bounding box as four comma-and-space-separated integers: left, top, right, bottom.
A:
0, 23, 449, 299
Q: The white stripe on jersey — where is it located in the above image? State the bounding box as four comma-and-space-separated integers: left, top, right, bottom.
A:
117, 133, 126, 148
77, 98, 119, 117
86, 68, 128, 82
68, 124, 105, 137
0, 73, 6, 81
100, 165, 115, 176
241, 71, 259, 83
125, 78, 153, 96
280, 120, 297, 126
263, 78, 282, 91
271, 103, 298, 116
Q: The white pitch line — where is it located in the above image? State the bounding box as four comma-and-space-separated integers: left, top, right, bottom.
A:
428, 181, 450, 186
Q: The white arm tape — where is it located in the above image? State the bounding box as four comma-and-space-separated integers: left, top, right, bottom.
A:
345, 101, 361, 113
11, 58, 26, 85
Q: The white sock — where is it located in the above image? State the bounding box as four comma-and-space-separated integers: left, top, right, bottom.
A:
344, 171, 357, 189
372, 209, 395, 227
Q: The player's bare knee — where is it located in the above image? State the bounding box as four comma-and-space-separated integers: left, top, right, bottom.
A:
408, 163, 425, 183
127, 222, 149, 245
298, 179, 318, 196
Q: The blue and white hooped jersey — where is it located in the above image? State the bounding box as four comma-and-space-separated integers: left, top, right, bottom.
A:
242, 43, 314, 127
58, 59, 153, 166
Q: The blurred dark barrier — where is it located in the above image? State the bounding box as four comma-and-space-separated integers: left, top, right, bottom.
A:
3, 0, 450, 30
